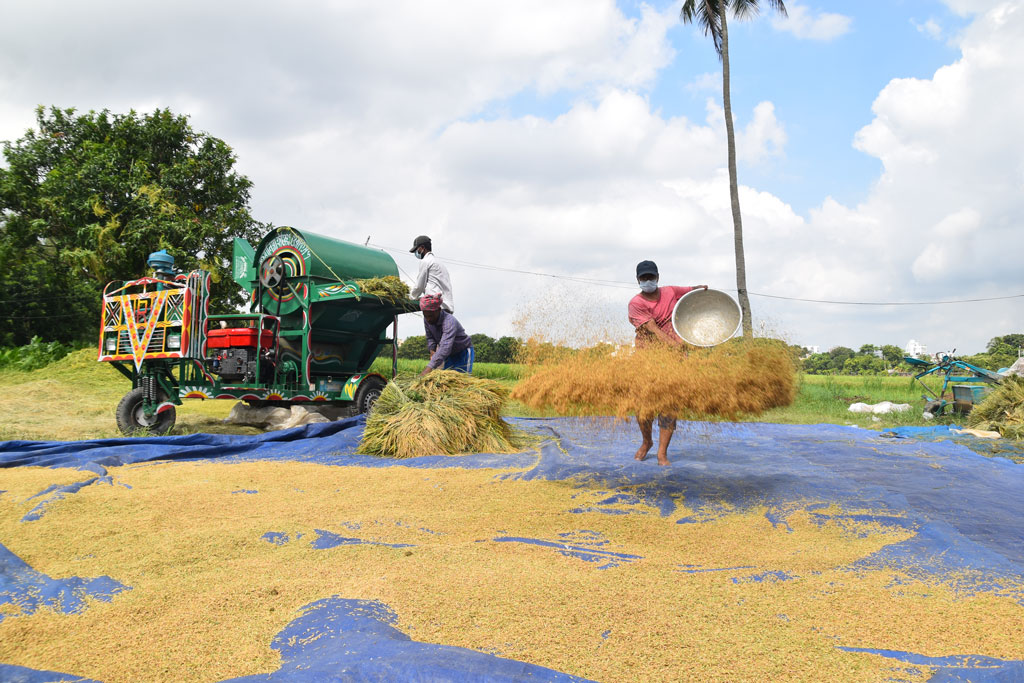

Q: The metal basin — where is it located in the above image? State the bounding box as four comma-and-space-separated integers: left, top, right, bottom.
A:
671, 289, 742, 347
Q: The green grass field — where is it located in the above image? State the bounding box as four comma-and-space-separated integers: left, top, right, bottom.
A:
0, 349, 942, 442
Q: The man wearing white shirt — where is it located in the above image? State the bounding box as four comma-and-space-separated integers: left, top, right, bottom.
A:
409, 235, 454, 313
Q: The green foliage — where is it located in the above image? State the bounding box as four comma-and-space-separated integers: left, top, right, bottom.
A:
880, 345, 903, 366
493, 336, 524, 364
987, 333, 1024, 353
470, 333, 494, 363
980, 333, 1023, 370
397, 335, 430, 360
799, 335, 1024, 376
0, 106, 266, 344
398, 333, 524, 364
803, 343, 912, 376
0, 336, 80, 371
842, 354, 885, 376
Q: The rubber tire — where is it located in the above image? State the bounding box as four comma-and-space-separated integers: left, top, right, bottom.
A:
116, 386, 176, 435
353, 375, 388, 415
924, 400, 944, 417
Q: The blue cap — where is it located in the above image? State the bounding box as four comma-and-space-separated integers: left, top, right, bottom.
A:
147, 249, 175, 272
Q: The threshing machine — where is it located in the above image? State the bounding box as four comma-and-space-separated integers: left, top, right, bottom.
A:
904, 350, 1004, 416
98, 227, 419, 434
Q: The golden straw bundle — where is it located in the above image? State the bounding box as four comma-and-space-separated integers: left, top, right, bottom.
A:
359, 370, 524, 458
967, 375, 1024, 439
511, 338, 797, 421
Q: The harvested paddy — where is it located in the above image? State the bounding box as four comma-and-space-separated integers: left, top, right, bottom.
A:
2, 453, 1020, 682
360, 370, 532, 458
513, 338, 797, 421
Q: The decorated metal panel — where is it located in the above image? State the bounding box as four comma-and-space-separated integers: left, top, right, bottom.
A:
99, 277, 194, 370
252, 227, 398, 286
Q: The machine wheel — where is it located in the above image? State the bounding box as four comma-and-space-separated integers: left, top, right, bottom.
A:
923, 399, 944, 416
260, 255, 286, 290
353, 375, 388, 415
116, 387, 176, 435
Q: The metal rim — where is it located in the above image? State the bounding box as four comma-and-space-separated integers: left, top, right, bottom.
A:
133, 403, 160, 427
671, 288, 742, 347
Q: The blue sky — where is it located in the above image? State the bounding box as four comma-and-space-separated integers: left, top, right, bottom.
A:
1, 0, 1021, 354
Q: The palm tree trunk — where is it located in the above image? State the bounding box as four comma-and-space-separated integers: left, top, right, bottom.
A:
719, 3, 753, 336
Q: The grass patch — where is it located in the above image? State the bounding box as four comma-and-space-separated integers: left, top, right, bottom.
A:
755, 374, 930, 429
368, 356, 524, 381
0, 350, 949, 442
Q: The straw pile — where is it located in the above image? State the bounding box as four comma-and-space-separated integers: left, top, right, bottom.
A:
512, 338, 797, 421
354, 275, 411, 303
360, 370, 524, 458
967, 376, 1024, 439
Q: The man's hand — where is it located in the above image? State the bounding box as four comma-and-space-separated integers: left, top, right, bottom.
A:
420, 366, 433, 376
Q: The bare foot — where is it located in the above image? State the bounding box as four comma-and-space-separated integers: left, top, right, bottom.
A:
634, 440, 653, 461
656, 452, 670, 466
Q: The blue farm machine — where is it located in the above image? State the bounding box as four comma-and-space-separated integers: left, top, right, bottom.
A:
904, 350, 1004, 416
98, 227, 418, 434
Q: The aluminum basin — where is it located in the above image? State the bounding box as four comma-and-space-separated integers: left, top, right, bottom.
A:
671, 288, 742, 347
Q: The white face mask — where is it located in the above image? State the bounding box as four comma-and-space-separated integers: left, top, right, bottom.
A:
638, 279, 658, 294
415, 250, 425, 260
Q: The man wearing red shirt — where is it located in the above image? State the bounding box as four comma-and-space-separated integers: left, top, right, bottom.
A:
628, 260, 707, 465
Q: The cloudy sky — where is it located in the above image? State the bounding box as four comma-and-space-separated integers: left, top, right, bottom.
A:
2, 0, 1022, 354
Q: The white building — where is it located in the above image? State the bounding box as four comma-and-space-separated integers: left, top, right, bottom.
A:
905, 339, 927, 357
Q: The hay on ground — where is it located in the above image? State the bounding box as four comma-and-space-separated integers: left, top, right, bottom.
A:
511, 338, 797, 421
360, 370, 525, 458
967, 375, 1024, 439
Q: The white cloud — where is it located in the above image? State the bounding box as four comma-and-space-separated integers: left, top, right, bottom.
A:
771, 2, 852, 41
703, 99, 786, 166
2, 1, 1022, 354
686, 72, 720, 93
911, 208, 981, 282
913, 18, 945, 40
779, 2, 1024, 349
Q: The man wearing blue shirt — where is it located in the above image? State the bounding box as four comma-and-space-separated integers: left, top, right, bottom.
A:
419, 294, 473, 376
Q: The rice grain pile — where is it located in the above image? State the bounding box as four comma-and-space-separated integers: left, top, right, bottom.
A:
354, 275, 411, 303
967, 375, 1024, 439
360, 370, 526, 458
512, 338, 797, 420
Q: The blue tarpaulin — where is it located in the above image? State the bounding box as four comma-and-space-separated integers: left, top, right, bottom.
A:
1, 417, 1022, 681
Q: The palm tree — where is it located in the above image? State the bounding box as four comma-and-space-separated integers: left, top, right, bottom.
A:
680, 0, 786, 337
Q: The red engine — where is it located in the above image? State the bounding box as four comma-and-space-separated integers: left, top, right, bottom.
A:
206, 328, 276, 383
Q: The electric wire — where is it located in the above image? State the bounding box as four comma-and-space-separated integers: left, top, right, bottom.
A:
368, 241, 1024, 306
749, 292, 1024, 305
2, 242, 1021, 320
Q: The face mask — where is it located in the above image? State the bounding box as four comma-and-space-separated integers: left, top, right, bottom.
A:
415, 250, 424, 260
639, 279, 658, 294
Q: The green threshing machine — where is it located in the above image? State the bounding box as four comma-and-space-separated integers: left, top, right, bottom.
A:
98, 227, 419, 434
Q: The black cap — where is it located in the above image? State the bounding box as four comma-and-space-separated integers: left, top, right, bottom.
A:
636, 260, 658, 278
410, 235, 431, 253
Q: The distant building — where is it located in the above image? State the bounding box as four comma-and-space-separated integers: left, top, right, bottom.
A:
905, 339, 927, 357
803, 345, 820, 356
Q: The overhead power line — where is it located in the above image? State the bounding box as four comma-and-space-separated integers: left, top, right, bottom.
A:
368, 241, 1024, 306
2, 245, 1019, 309
748, 292, 1024, 306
